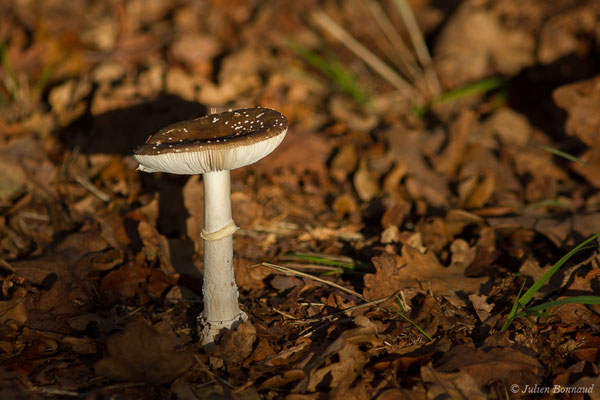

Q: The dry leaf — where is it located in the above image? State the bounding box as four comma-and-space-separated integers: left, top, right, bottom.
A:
212, 321, 257, 364
297, 325, 380, 393
259, 369, 305, 390
421, 365, 487, 400
95, 317, 191, 383
99, 260, 175, 304
468, 294, 494, 322
553, 75, 600, 146
364, 248, 486, 307
435, 3, 535, 87
331, 143, 358, 182
354, 159, 379, 202
462, 172, 496, 209
386, 129, 451, 207
488, 212, 600, 247
437, 344, 542, 388
0, 287, 28, 326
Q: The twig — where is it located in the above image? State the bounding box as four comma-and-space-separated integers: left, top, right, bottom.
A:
0, 257, 16, 273
295, 291, 404, 339
391, 0, 441, 95
363, 0, 421, 82
311, 10, 412, 93
261, 262, 366, 301
300, 290, 404, 324
73, 175, 111, 202
91, 382, 148, 395
28, 387, 80, 397
392, 0, 430, 68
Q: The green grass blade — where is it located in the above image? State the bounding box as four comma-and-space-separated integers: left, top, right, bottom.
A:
501, 279, 526, 332
281, 252, 372, 273
413, 76, 506, 117
518, 233, 600, 308
286, 39, 370, 105
513, 296, 600, 319
283, 253, 356, 269
395, 298, 433, 341
536, 144, 586, 165
32, 65, 54, 97
0, 42, 19, 101
433, 76, 505, 105
519, 199, 570, 212
501, 233, 600, 332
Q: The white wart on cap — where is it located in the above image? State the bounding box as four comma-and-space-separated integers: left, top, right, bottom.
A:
133, 107, 288, 175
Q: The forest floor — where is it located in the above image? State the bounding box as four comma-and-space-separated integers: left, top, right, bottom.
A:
1, 0, 600, 399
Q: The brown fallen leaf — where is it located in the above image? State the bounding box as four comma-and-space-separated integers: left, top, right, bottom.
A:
436, 344, 542, 389
99, 259, 175, 304
553, 76, 600, 147
259, 369, 305, 391
263, 336, 312, 367
449, 239, 476, 271
330, 378, 370, 400
376, 388, 426, 400
95, 317, 192, 383
480, 108, 532, 147
307, 340, 367, 393
212, 321, 256, 365
373, 342, 439, 373
573, 376, 600, 400
294, 320, 381, 393
0, 158, 27, 205
386, 128, 451, 208
332, 194, 357, 216
364, 248, 486, 308
570, 147, 600, 188
487, 212, 600, 247
468, 294, 494, 323
137, 219, 174, 275
545, 303, 600, 327
354, 158, 379, 202
0, 286, 28, 326
12, 231, 110, 285
444, 209, 485, 237
433, 108, 475, 178
538, 5, 595, 64
330, 143, 358, 183
462, 172, 496, 209
0, 367, 33, 400
421, 364, 487, 400
234, 258, 272, 291
284, 394, 322, 400
457, 144, 521, 210
434, 2, 535, 88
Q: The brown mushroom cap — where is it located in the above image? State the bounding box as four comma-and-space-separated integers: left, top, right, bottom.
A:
133, 107, 288, 174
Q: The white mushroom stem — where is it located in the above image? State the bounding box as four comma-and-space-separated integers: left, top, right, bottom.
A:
201, 169, 246, 346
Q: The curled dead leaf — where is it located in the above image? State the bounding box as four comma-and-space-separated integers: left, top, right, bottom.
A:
354, 159, 379, 202
0, 287, 28, 326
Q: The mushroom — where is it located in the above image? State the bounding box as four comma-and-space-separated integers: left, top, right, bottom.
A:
133, 107, 288, 345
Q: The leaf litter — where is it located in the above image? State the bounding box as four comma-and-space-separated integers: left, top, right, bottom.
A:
1, 0, 600, 398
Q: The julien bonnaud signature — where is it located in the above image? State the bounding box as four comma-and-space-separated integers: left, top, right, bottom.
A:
514, 384, 594, 394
